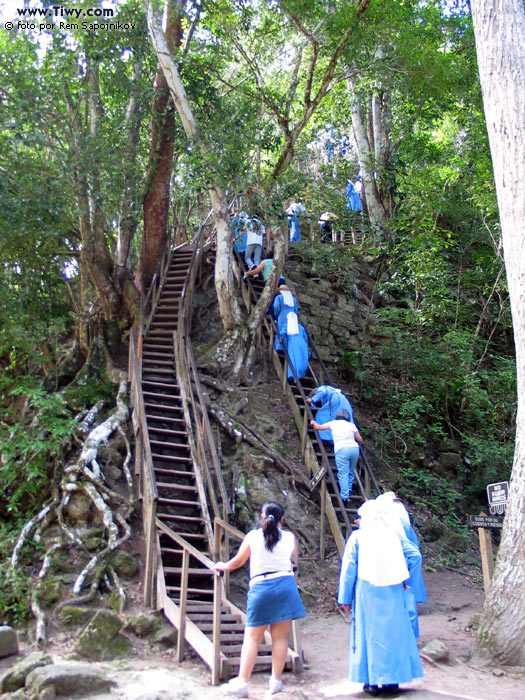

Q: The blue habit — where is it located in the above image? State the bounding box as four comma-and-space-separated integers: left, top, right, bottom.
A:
402, 522, 427, 605
338, 533, 424, 687
285, 324, 309, 380
346, 181, 362, 212
271, 291, 298, 325
275, 319, 309, 380
310, 386, 354, 442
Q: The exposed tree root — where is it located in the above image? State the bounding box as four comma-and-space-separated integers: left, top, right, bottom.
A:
11, 380, 133, 644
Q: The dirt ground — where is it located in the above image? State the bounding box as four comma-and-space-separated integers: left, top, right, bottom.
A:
7, 567, 521, 700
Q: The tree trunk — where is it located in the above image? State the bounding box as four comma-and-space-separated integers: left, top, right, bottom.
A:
347, 76, 388, 230
138, 0, 181, 292
470, 0, 525, 666
146, 0, 244, 333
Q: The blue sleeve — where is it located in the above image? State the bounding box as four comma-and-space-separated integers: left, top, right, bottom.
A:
310, 388, 325, 405
338, 533, 358, 605
400, 537, 422, 581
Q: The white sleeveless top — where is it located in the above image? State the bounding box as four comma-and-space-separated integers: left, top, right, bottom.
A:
245, 528, 295, 582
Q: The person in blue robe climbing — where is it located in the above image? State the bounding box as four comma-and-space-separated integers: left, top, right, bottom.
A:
232, 211, 250, 254
375, 491, 427, 638
346, 179, 362, 213
305, 385, 354, 442
270, 284, 298, 326
286, 200, 308, 243
338, 500, 424, 697
271, 287, 309, 381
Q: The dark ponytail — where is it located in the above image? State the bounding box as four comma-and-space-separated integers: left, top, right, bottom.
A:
261, 501, 284, 551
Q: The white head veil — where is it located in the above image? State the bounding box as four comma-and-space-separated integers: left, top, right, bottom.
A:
356, 500, 409, 587
375, 492, 411, 538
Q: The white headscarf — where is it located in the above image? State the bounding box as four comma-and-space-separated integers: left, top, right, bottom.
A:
280, 290, 295, 307
375, 492, 411, 538
356, 500, 409, 587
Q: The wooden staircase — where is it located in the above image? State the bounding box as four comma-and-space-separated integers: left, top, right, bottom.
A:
234, 248, 380, 555
130, 214, 302, 684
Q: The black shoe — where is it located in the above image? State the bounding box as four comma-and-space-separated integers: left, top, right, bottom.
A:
381, 685, 399, 696
342, 499, 349, 507
363, 685, 381, 696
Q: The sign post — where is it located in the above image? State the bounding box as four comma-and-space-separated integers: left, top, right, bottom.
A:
468, 481, 508, 595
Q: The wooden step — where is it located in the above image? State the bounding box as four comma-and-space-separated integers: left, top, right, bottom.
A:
154, 468, 195, 480
157, 482, 197, 493
150, 440, 190, 451
157, 497, 201, 508
157, 513, 204, 524
148, 427, 187, 437
143, 391, 181, 401
164, 567, 214, 577
166, 586, 214, 596
145, 403, 184, 414
142, 379, 179, 391
152, 453, 192, 463
188, 613, 241, 623
221, 644, 272, 655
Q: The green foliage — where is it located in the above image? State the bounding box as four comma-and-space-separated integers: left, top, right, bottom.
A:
0, 378, 77, 516
0, 560, 32, 625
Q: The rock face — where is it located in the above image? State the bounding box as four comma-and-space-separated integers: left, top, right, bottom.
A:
286, 253, 374, 364
0, 651, 52, 693
25, 663, 116, 698
0, 626, 19, 659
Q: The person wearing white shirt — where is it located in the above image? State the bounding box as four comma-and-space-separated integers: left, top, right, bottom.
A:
214, 502, 306, 697
311, 409, 363, 503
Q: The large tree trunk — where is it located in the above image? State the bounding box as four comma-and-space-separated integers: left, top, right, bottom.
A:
146, 0, 244, 333
138, 1, 181, 292
470, 0, 525, 666
347, 76, 388, 230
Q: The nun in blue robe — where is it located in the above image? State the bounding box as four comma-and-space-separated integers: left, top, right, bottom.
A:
346, 180, 362, 212
283, 323, 309, 381
270, 287, 298, 324
338, 501, 423, 692
376, 492, 427, 638
306, 385, 354, 442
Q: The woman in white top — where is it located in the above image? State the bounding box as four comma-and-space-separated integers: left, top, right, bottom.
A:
311, 409, 363, 504
214, 501, 306, 697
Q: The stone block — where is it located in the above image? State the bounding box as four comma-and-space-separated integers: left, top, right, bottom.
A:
26, 663, 116, 698
0, 651, 52, 693
73, 610, 123, 661
0, 627, 19, 659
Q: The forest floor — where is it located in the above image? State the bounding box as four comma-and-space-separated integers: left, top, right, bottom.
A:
6, 567, 523, 700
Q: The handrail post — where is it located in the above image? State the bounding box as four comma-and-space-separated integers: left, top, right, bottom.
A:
301, 407, 308, 459
212, 572, 222, 685
144, 501, 157, 606
320, 479, 326, 560
177, 548, 190, 662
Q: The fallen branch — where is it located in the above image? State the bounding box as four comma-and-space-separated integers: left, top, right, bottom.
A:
209, 404, 307, 485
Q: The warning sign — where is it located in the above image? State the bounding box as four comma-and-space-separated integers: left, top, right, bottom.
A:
487, 481, 509, 515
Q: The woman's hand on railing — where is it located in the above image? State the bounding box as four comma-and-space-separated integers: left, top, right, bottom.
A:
213, 562, 227, 576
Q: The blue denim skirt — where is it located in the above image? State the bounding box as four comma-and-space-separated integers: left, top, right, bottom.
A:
246, 575, 306, 627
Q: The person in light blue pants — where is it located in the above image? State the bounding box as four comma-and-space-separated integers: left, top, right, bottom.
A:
310, 409, 362, 502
